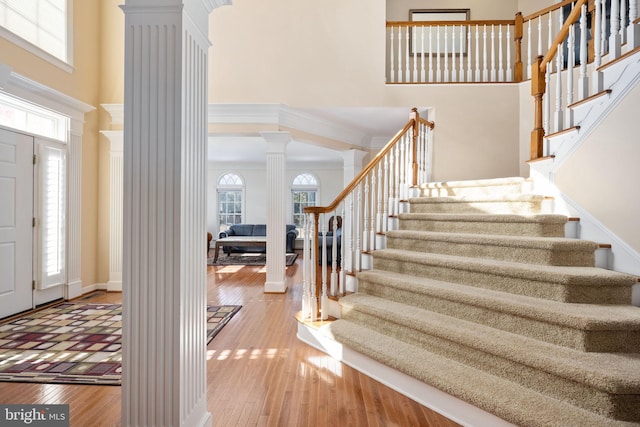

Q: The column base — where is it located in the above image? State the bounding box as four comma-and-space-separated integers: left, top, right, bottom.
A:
107, 280, 123, 292
264, 281, 287, 294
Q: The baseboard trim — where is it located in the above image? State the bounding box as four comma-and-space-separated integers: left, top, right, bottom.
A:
297, 323, 515, 427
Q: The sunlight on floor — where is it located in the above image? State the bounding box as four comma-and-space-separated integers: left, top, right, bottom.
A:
206, 347, 289, 361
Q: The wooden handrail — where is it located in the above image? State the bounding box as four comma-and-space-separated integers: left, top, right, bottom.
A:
386, 20, 515, 27
540, 0, 587, 72
305, 109, 434, 215
522, 0, 578, 22
530, 0, 587, 160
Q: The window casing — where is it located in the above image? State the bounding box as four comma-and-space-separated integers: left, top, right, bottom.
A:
0, 0, 72, 71
291, 173, 318, 237
217, 173, 244, 232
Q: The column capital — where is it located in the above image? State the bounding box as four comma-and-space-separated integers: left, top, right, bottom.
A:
260, 131, 291, 153
342, 148, 369, 167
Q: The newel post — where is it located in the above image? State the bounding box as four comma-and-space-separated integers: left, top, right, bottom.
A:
530, 55, 546, 160
410, 107, 420, 187
514, 12, 524, 82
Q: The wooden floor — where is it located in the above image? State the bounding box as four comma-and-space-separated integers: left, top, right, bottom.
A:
0, 254, 460, 427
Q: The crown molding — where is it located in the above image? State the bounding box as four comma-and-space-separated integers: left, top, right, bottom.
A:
208, 103, 370, 148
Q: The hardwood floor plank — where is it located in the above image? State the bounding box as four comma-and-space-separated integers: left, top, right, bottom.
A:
0, 254, 460, 427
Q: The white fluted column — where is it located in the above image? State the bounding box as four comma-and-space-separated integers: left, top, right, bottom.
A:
121, 1, 215, 426
101, 130, 124, 292
66, 121, 84, 299
261, 132, 289, 294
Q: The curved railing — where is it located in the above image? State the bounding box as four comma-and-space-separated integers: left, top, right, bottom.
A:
300, 108, 435, 321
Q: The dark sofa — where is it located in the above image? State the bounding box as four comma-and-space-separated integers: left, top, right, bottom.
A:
318, 216, 342, 265
218, 224, 298, 254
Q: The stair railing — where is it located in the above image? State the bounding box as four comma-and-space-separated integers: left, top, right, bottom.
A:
385, 18, 517, 83
301, 108, 435, 321
529, 0, 639, 159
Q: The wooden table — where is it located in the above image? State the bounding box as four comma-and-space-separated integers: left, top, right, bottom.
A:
213, 236, 267, 262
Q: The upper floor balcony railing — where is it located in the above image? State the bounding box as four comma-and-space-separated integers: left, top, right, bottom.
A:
386, 0, 639, 85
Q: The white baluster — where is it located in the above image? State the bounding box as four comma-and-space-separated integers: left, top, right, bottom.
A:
436, 26, 442, 82
621, 0, 628, 44
412, 26, 418, 83
444, 25, 449, 82
382, 156, 389, 233
421, 26, 426, 82
527, 20, 532, 80
405, 28, 411, 83
302, 214, 310, 320
355, 186, 362, 273
370, 173, 377, 250
309, 215, 317, 321
429, 27, 434, 82
338, 204, 346, 294
601, 0, 608, 55
554, 34, 564, 132
544, 66, 551, 135
506, 25, 512, 81
426, 125, 433, 182
377, 164, 383, 234
578, 3, 589, 99
459, 24, 465, 81
538, 15, 543, 56
483, 24, 488, 81
566, 25, 575, 127
547, 12, 553, 74
363, 177, 369, 254
628, 0, 640, 49
451, 25, 457, 82
397, 26, 403, 83
490, 24, 496, 82
498, 25, 504, 82
467, 26, 472, 81
610, 0, 621, 59
390, 27, 395, 83
475, 24, 481, 81
593, 0, 603, 92
320, 213, 328, 313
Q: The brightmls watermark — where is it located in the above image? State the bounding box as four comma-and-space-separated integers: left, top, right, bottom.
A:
1, 405, 69, 426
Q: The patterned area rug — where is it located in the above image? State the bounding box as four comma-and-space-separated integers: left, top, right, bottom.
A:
0, 302, 240, 386
208, 252, 298, 266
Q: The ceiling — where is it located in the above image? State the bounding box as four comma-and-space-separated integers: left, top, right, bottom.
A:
207, 106, 418, 164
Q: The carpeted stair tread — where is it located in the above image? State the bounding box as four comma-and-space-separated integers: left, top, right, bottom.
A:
408, 193, 549, 215
357, 269, 640, 330
418, 177, 531, 197
357, 269, 640, 352
398, 213, 569, 237
385, 229, 598, 266
398, 212, 568, 224
372, 248, 634, 303
409, 193, 546, 204
339, 293, 640, 393
327, 319, 638, 427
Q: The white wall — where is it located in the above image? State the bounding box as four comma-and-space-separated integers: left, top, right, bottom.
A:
555, 82, 640, 255
207, 161, 345, 236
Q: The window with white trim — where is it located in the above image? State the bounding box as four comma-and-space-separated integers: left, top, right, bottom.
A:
0, 0, 70, 66
217, 173, 244, 232
38, 141, 66, 288
292, 173, 318, 236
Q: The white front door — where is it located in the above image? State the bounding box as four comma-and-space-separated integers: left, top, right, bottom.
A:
0, 128, 33, 318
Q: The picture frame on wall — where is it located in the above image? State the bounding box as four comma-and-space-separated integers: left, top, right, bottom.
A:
409, 9, 470, 56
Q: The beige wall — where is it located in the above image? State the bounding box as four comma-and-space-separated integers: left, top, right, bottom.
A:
387, 0, 518, 21
555, 82, 640, 254
0, 0, 102, 287
209, 1, 522, 182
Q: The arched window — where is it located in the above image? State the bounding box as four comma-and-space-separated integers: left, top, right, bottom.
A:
217, 172, 244, 232
291, 173, 318, 233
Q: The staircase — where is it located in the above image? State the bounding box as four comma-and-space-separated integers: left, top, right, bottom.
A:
305, 177, 640, 427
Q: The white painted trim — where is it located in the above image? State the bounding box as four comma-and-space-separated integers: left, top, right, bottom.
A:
208, 104, 369, 147
102, 104, 124, 126
66, 279, 84, 300
297, 323, 515, 427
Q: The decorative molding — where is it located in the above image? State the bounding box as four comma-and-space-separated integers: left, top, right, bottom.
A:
102, 104, 124, 127
208, 103, 370, 147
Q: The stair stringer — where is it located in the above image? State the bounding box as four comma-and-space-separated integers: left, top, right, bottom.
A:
296, 321, 516, 427
543, 49, 640, 164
